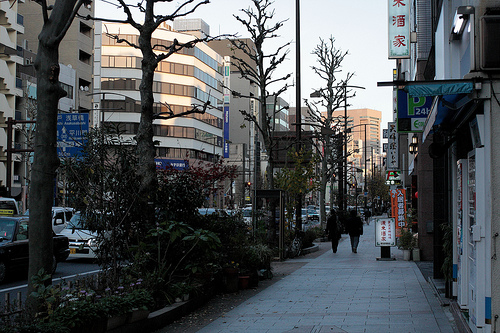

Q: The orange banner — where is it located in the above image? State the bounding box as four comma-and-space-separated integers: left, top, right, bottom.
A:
390, 188, 407, 231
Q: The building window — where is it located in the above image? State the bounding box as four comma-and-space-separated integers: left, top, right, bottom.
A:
80, 22, 92, 38
60, 82, 74, 99
78, 78, 91, 92
79, 50, 91, 65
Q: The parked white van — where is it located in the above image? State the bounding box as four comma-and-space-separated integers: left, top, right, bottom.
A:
23, 207, 75, 234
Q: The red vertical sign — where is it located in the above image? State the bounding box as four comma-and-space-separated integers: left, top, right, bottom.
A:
390, 189, 407, 233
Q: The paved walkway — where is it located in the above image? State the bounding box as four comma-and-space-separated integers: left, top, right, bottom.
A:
197, 219, 458, 333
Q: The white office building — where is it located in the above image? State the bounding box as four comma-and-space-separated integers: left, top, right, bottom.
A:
93, 21, 224, 168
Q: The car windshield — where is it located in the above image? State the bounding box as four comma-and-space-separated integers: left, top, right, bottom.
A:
67, 214, 85, 230
0, 219, 16, 241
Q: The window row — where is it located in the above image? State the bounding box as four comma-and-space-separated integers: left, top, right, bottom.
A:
102, 55, 221, 91
101, 78, 221, 106
102, 34, 222, 73
105, 121, 222, 145
156, 147, 214, 163
102, 99, 223, 129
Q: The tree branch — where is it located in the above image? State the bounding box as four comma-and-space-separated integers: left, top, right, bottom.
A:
153, 98, 212, 120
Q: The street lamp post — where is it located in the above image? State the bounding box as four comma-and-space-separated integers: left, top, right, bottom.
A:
295, 0, 302, 231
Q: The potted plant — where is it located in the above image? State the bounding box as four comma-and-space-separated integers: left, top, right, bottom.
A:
222, 261, 239, 293
240, 244, 273, 287
398, 228, 416, 260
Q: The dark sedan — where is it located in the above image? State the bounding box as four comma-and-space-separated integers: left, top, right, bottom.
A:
0, 216, 70, 283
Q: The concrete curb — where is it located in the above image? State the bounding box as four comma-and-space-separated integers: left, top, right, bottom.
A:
301, 243, 319, 255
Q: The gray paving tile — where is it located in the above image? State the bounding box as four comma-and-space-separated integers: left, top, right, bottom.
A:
197, 217, 458, 332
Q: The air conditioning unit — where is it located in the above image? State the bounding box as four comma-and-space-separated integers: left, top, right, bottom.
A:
480, 15, 500, 70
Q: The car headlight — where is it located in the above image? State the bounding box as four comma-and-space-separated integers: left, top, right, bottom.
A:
87, 238, 96, 247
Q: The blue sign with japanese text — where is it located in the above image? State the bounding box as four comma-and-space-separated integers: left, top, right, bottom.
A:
155, 159, 189, 171
57, 113, 89, 158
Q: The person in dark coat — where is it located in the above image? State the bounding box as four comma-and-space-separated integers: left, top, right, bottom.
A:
326, 210, 341, 253
346, 210, 363, 253
364, 209, 372, 225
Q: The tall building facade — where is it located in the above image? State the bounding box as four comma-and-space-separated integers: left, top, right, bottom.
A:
18, 1, 94, 113
209, 38, 261, 207
330, 108, 382, 178
93, 21, 224, 169
0, 0, 24, 199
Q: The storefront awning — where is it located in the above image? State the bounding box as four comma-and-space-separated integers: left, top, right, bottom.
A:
405, 82, 474, 97
422, 94, 472, 142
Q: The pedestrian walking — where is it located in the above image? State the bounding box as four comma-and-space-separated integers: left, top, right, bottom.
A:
346, 209, 363, 253
325, 210, 341, 253
364, 209, 372, 225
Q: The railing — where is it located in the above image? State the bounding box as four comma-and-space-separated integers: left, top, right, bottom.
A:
0, 291, 23, 318
1, 275, 101, 318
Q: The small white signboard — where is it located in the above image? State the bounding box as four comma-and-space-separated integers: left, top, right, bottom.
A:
375, 218, 396, 247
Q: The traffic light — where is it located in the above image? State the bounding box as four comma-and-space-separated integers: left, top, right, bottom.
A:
245, 181, 252, 187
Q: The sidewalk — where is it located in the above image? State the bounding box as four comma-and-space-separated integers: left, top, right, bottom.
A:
191, 219, 459, 333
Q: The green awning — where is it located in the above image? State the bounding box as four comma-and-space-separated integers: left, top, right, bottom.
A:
405, 82, 473, 97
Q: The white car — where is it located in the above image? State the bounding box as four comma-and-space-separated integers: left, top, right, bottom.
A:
23, 206, 75, 234
59, 212, 98, 259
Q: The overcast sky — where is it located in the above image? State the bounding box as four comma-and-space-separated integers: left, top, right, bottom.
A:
96, 0, 396, 127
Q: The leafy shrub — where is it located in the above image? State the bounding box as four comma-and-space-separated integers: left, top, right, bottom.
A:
302, 229, 319, 249
239, 244, 273, 272
397, 228, 417, 250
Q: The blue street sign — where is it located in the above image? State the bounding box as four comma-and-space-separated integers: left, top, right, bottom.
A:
57, 113, 89, 158
155, 158, 189, 171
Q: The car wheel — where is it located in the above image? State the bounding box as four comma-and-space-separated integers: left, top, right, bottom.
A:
0, 261, 6, 283
52, 255, 57, 274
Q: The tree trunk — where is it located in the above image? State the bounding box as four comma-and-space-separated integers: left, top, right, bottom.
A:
29, 42, 62, 291
136, 30, 158, 226
28, 0, 82, 306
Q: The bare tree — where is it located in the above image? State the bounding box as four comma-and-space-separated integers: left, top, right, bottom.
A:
228, 0, 292, 190
28, 0, 91, 309
85, 0, 218, 224
305, 36, 354, 229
